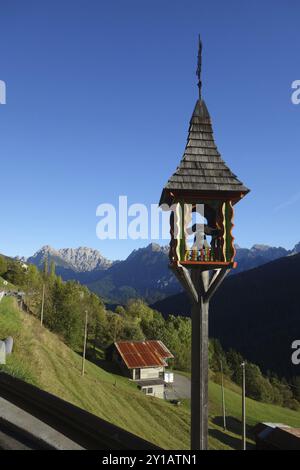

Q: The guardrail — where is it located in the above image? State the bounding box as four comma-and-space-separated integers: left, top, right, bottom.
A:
0, 372, 161, 450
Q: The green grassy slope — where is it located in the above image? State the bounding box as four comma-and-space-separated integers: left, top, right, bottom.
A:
1, 297, 300, 450
0, 297, 190, 449
208, 380, 300, 449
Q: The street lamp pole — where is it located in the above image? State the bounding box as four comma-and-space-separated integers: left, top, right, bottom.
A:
40, 284, 45, 326
241, 361, 246, 450
220, 360, 226, 431
82, 310, 88, 377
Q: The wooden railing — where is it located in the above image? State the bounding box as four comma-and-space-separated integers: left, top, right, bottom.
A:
183, 241, 223, 262
0, 372, 161, 450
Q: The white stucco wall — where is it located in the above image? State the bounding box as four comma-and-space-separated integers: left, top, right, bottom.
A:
141, 384, 164, 399
139, 367, 164, 380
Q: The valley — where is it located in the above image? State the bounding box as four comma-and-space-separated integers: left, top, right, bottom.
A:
1, 296, 300, 450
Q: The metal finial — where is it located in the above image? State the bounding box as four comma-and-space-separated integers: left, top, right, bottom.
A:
196, 35, 202, 99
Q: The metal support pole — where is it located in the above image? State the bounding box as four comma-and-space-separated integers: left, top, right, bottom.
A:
220, 360, 226, 431
191, 270, 209, 450
40, 284, 45, 326
241, 361, 246, 450
81, 311, 88, 377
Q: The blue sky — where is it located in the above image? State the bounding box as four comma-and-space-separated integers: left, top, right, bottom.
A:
0, 0, 299, 260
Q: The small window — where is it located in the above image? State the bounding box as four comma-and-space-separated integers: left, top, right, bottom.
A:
147, 388, 153, 394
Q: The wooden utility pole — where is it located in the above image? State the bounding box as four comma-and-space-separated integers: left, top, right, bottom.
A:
40, 284, 45, 326
220, 360, 227, 431
241, 361, 246, 450
81, 311, 88, 377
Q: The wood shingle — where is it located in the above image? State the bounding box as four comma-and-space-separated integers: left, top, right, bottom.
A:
159, 99, 249, 205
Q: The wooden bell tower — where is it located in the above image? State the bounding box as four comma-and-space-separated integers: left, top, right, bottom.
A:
159, 37, 250, 450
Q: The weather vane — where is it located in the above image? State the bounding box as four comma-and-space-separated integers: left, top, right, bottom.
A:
196, 35, 202, 99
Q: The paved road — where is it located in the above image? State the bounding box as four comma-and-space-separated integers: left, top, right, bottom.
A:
165, 373, 191, 400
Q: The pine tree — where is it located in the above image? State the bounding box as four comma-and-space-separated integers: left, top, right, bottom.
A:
50, 261, 56, 277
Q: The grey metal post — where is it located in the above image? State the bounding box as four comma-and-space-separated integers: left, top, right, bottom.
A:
81, 311, 88, 377
241, 361, 246, 450
40, 284, 45, 326
220, 360, 226, 431
191, 270, 209, 450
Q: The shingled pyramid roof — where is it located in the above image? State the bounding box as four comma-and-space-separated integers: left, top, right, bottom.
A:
159, 99, 249, 205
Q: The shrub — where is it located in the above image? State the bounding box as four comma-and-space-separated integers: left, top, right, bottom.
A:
0, 256, 7, 277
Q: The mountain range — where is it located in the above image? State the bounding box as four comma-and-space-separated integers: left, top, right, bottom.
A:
23, 241, 300, 304
27, 245, 113, 272
26, 244, 178, 304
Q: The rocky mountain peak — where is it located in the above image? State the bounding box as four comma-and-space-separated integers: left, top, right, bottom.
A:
27, 246, 112, 272
251, 244, 272, 251
57, 247, 112, 272
292, 242, 300, 254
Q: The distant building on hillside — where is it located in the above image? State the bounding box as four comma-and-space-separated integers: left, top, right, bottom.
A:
254, 423, 300, 450
106, 340, 174, 399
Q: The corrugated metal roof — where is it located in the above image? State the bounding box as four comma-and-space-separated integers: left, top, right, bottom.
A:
115, 340, 173, 369
159, 99, 250, 205
282, 427, 300, 438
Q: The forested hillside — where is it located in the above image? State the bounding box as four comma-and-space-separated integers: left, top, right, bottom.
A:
153, 253, 300, 379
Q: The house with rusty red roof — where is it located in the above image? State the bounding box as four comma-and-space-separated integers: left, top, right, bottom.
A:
106, 340, 174, 399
